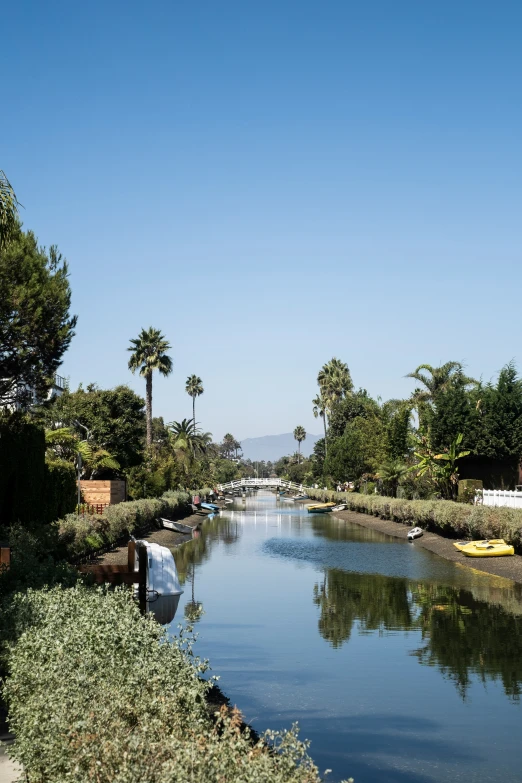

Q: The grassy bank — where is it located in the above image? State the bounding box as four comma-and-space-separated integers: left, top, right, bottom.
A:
57, 488, 212, 560
2, 584, 347, 782
307, 489, 522, 550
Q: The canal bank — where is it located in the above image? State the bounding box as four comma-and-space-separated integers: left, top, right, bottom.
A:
331, 507, 522, 583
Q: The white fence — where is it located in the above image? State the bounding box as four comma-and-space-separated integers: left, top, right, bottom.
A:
478, 490, 522, 509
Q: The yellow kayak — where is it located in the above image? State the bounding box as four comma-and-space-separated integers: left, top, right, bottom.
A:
306, 502, 336, 513
453, 539, 505, 552
459, 541, 514, 558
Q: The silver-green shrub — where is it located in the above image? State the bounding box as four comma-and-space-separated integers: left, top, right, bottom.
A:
306, 490, 522, 549
3, 585, 347, 782
56, 489, 209, 559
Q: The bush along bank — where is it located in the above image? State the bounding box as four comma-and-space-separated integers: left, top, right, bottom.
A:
57, 488, 212, 560
306, 489, 522, 551
3, 584, 349, 783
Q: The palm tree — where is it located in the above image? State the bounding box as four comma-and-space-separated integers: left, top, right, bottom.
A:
376, 459, 409, 498
312, 394, 328, 454
168, 418, 209, 457
317, 358, 353, 409
128, 328, 173, 449
185, 375, 204, 422
293, 425, 306, 463
0, 170, 20, 251
406, 362, 477, 405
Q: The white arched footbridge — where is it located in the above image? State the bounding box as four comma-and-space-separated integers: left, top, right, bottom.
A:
217, 477, 307, 493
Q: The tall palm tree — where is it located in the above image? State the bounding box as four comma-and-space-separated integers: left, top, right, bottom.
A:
312, 394, 328, 454
185, 375, 204, 422
317, 358, 353, 425
128, 327, 173, 449
293, 425, 306, 464
0, 170, 20, 251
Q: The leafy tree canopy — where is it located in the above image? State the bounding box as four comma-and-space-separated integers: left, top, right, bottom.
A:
40, 384, 145, 469
0, 228, 77, 408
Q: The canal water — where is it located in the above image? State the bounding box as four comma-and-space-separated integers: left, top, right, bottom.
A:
171, 491, 522, 783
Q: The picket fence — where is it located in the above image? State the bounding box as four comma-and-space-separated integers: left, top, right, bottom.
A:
478, 490, 522, 509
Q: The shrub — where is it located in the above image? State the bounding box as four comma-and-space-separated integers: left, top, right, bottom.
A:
458, 479, 483, 504
55, 489, 213, 560
3, 585, 348, 782
306, 489, 522, 550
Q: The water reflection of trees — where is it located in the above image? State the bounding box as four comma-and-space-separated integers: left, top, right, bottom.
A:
314, 570, 522, 700
173, 516, 240, 584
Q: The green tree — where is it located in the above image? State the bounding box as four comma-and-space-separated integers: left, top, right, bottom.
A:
317, 358, 353, 427
45, 427, 120, 479
168, 419, 211, 480
293, 425, 306, 463
328, 389, 380, 440
0, 229, 77, 409
412, 432, 470, 500
312, 395, 328, 452
128, 327, 172, 449
185, 374, 204, 423
376, 458, 409, 497
407, 362, 477, 430
0, 170, 19, 251
40, 385, 145, 469
384, 404, 411, 461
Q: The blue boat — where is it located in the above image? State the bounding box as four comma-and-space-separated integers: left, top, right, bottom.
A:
201, 502, 220, 512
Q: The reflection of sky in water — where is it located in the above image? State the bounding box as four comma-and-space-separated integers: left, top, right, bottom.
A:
170, 492, 522, 783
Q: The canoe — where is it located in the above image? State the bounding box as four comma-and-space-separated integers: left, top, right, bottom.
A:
306, 502, 335, 514
453, 538, 505, 552
459, 540, 514, 557
293, 494, 309, 501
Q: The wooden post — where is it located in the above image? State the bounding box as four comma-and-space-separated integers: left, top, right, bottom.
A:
128, 539, 136, 572
138, 544, 147, 614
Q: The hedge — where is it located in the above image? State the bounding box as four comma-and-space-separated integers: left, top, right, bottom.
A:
3, 585, 347, 783
306, 489, 522, 550
56, 488, 213, 560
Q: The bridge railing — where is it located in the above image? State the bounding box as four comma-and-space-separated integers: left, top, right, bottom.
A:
217, 477, 307, 492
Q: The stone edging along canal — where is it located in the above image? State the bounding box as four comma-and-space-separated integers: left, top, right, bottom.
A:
334, 507, 522, 584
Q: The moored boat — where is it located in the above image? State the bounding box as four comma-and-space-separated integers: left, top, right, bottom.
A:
306, 502, 336, 513
458, 540, 514, 557
407, 526, 423, 541
201, 502, 220, 512
331, 503, 347, 512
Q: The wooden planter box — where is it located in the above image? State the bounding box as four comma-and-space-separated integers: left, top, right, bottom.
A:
80, 480, 126, 506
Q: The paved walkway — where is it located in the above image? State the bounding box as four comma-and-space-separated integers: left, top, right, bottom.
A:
0, 734, 21, 783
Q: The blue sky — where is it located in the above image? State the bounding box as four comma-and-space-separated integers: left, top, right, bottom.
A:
4, 1, 522, 441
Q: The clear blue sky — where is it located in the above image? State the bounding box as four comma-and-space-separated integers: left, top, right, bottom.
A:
4, 1, 522, 441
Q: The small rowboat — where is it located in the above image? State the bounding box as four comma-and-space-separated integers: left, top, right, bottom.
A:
331, 504, 347, 512
407, 527, 423, 541
458, 540, 514, 558
306, 502, 336, 514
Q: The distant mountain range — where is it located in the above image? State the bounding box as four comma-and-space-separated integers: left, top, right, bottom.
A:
240, 433, 321, 462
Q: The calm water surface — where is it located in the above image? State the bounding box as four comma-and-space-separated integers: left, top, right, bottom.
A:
170, 492, 522, 783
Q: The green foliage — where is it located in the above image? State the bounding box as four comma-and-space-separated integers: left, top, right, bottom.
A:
0, 418, 46, 528
305, 488, 522, 549
384, 405, 411, 461
376, 459, 409, 497
128, 327, 173, 448
0, 228, 77, 407
458, 479, 483, 504
327, 389, 379, 440
0, 170, 19, 251
44, 458, 77, 521
212, 458, 239, 485
40, 384, 145, 469
3, 585, 347, 782
56, 490, 194, 559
